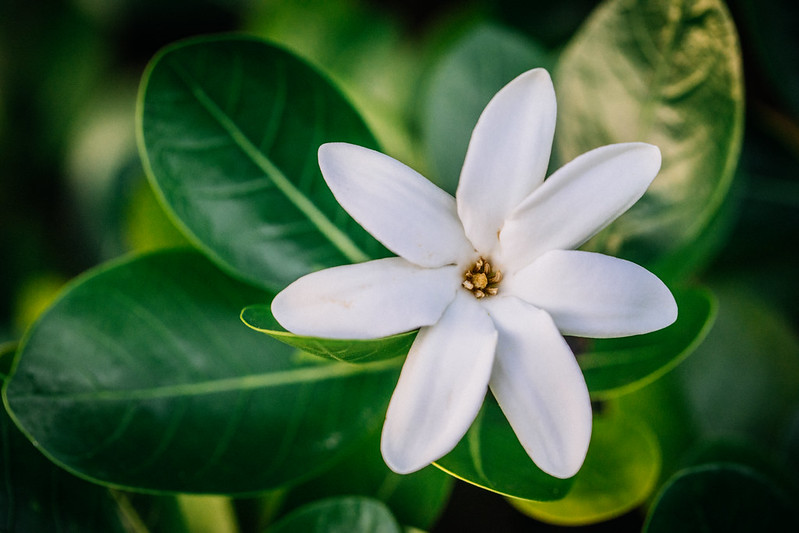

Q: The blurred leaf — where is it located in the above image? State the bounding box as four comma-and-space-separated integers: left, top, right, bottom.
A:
420, 23, 552, 194
177, 494, 238, 533
579, 287, 717, 398
712, 126, 799, 325
12, 272, 66, 336
113, 492, 191, 533
0, 402, 128, 532
279, 426, 453, 531
241, 304, 416, 363
494, 0, 602, 48
124, 175, 191, 253
730, 0, 799, 117
609, 369, 697, 488
0, 342, 17, 377
671, 279, 799, 445
556, 0, 744, 281
644, 463, 799, 532
3, 250, 400, 494
612, 278, 799, 488
137, 36, 387, 291
267, 496, 401, 533
682, 438, 799, 498
65, 78, 140, 260
435, 394, 574, 502
510, 409, 660, 525
247, 0, 423, 166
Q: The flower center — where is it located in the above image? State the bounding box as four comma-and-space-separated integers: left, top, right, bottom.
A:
462, 257, 502, 299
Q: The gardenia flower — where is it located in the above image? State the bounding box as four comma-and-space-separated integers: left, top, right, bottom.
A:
272, 68, 677, 479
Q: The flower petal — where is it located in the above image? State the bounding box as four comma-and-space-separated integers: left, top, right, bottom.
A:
272, 257, 459, 339
456, 69, 556, 256
498, 142, 661, 272
381, 292, 497, 474
483, 296, 592, 479
505, 250, 678, 338
319, 143, 474, 268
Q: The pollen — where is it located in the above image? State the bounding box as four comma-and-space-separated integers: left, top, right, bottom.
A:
462, 257, 502, 299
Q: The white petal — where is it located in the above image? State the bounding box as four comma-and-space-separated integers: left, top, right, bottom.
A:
483, 296, 592, 479
498, 143, 662, 272
271, 257, 459, 339
319, 143, 474, 268
506, 250, 678, 338
456, 69, 556, 256
381, 292, 497, 474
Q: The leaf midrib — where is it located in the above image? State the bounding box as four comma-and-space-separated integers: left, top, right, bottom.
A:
170, 61, 370, 264
13, 359, 401, 403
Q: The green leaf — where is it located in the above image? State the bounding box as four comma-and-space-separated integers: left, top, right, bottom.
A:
3, 250, 400, 494
421, 23, 552, 194
248, 0, 424, 165
435, 394, 574, 502
0, 341, 18, 377
671, 279, 799, 446
241, 304, 416, 363
124, 174, 191, 253
510, 409, 661, 525
0, 402, 128, 532
267, 496, 401, 533
137, 36, 387, 291
555, 0, 744, 280
611, 279, 799, 489
644, 463, 799, 532
579, 287, 717, 398
279, 426, 453, 531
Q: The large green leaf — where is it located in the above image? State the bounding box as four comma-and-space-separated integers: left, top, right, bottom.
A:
579, 287, 716, 398
3, 250, 400, 494
555, 0, 744, 280
241, 304, 416, 363
434, 394, 573, 502
644, 463, 799, 532
267, 496, 401, 533
0, 402, 128, 532
137, 36, 387, 291
510, 410, 661, 525
420, 23, 552, 194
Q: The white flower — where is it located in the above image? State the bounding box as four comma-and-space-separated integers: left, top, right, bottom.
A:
272, 69, 677, 479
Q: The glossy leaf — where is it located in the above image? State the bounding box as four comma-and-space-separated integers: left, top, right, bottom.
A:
434, 394, 574, 502
556, 0, 744, 280
510, 410, 660, 525
421, 23, 552, 194
267, 497, 401, 533
0, 401, 128, 532
3, 250, 401, 494
579, 287, 717, 398
644, 463, 799, 532
137, 36, 387, 291
241, 304, 416, 363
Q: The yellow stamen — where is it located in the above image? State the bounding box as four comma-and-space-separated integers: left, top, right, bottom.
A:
462, 257, 501, 299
